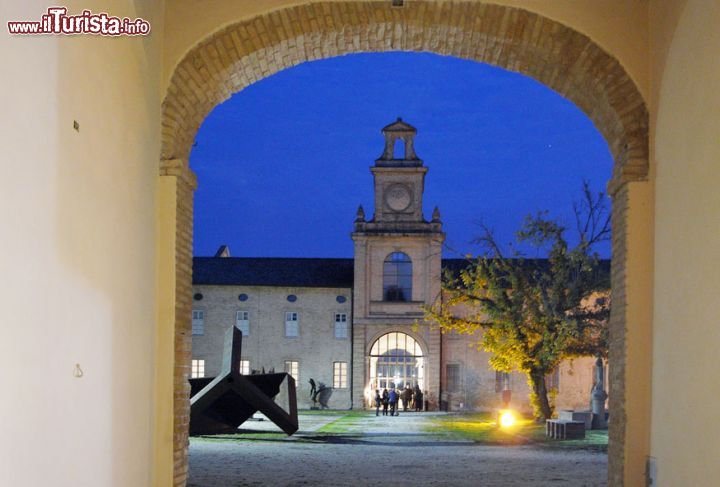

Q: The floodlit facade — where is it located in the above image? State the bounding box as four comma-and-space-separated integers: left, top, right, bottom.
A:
191, 120, 599, 412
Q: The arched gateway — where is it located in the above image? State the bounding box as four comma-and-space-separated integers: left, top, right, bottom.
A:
160, 2, 651, 485
368, 332, 426, 406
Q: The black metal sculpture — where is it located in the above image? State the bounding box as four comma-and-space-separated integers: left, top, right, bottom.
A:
189, 327, 298, 436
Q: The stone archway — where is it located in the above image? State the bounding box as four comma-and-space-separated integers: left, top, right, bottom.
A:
159, 2, 649, 486
367, 331, 428, 407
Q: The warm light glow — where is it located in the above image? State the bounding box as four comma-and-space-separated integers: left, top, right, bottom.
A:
364, 386, 372, 406
499, 410, 516, 428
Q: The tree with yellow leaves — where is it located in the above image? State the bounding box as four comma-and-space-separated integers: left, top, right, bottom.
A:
426, 183, 610, 420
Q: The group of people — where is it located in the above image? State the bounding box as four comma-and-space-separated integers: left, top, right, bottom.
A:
374, 384, 424, 416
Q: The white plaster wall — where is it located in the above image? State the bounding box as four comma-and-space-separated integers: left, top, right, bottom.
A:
651, 0, 720, 484
0, 1, 163, 485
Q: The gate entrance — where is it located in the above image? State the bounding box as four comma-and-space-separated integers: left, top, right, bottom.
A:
368, 332, 425, 406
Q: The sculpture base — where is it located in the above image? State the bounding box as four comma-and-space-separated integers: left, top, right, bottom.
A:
558, 410, 593, 430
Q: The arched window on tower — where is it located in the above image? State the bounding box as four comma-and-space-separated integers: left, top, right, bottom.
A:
383, 252, 412, 301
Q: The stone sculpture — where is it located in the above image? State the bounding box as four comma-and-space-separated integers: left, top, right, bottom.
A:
309, 379, 333, 409
591, 356, 609, 429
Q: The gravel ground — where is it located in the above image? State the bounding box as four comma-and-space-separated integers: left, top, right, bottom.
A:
189, 413, 607, 487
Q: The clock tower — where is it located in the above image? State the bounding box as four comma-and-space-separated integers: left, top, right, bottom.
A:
354, 118, 443, 233
372, 118, 428, 223
351, 118, 445, 410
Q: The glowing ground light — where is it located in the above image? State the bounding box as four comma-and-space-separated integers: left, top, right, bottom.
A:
499, 410, 516, 428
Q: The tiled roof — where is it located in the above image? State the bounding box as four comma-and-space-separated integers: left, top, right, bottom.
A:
192, 257, 355, 288
440, 257, 611, 287
382, 117, 416, 133
440, 258, 474, 277
193, 257, 610, 288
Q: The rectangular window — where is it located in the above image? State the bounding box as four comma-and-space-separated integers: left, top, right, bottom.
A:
284, 360, 299, 383
239, 359, 250, 375
285, 312, 299, 337
333, 361, 348, 388
545, 368, 560, 392
446, 364, 460, 392
236, 310, 250, 336
192, 310, 204, 335
495, 371, 511, 392
334, 313, 348, 339
191, 359, 205, 378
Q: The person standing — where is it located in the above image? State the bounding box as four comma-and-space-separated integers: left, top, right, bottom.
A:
414, 384, 423, 411
374, 389, 382, 416
388, 387, 398, 416
403, 385, 413, 412
382, 388, 389, 416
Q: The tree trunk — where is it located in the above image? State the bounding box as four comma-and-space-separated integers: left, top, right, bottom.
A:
528, 369, 553, 420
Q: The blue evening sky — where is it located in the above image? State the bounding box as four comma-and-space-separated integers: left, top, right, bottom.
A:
190, 52, 612, 259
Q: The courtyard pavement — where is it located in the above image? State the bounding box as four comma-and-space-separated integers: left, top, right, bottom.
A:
188, 411, 607, 486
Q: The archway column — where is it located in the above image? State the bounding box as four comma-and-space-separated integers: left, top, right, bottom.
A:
156, 159, 197, 487
425, 327, 441, 410
351, 322, 367, 408
608, 178, 654, 487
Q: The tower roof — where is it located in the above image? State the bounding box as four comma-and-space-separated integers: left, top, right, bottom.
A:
382, 117, 417, 134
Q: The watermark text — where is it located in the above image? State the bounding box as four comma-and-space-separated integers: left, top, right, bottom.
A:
8, 7, 151, 36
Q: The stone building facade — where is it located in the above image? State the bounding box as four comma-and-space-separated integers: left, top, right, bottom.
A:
191, 120, 599, 412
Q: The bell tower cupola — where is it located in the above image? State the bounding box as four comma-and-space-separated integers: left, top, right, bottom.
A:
378, 117, 420, 163
354, 118, 441, 230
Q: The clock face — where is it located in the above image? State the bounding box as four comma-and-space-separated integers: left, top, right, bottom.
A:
385, 184, 413, 212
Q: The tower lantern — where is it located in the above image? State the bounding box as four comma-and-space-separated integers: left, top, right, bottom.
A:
378, 117, 420, 162
356, 118, 439, 226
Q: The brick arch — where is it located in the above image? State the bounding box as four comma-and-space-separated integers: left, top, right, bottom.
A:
161, 1, 648, 183
160, 2, 649, 486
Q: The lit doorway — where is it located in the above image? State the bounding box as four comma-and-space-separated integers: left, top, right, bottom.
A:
368, 332, 425, 406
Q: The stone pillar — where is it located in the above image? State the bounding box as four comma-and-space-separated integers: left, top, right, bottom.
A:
351, 323, 367, 409
158, 159, 197, 487
154, 172, 177, 487
607, 179, 654, 487
425, 326, 441, 410
405, 136, 416, 159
